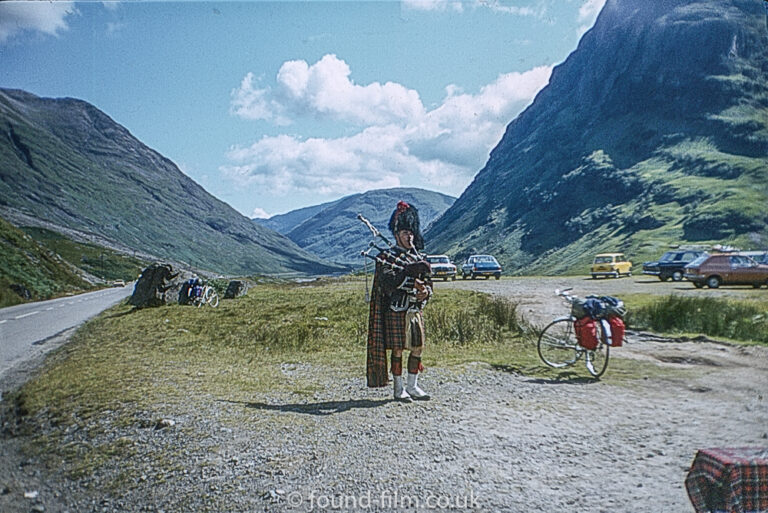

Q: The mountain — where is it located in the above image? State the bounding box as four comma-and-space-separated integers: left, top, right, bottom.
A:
426, 0, 768, 274
257, 198, 344, 234
0, 89, 343, 276
259, 188, 455, 266
0, 215, 92, 307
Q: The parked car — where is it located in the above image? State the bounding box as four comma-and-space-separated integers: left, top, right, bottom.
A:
642, 250, 708, 282
426, 254, 457, 281
461, 255, 502, 280
590, 253, 632, 279
684, 253, 768, 288
111, 279, 126, 287
740, 251, 768, 265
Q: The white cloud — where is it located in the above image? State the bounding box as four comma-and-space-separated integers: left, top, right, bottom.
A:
222, 131, 406, 196
225, 56, 552, 198
232, 55, 426, 126
0, 1, 77, 43
106, 21, 126, 37
250, 207, 272, 219
102, 1, 121, 11
402, 0, 539, 16
407, 65, 552, 167
577, 0, 606, 37
230, 72, 290, 125
402, 0, 464, 12
474, 1, 537, 16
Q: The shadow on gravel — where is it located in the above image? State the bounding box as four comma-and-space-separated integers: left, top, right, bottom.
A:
217, 398, 390, 416
524, 374, 598, 385
488, 364, 598, 384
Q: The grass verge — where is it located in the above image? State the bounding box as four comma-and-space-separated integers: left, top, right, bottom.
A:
625, 294, 768, 345
8, 280, 539, 424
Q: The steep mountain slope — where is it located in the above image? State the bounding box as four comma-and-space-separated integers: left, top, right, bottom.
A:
0, 89, 342, 276
426, 0, 768, 274
261, 188, 455, 266
0, 216, 92, 307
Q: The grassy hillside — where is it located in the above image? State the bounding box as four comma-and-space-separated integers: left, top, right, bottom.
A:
0, 217, 93, 307
21, 227, 147, 283
0, 89, 343, 276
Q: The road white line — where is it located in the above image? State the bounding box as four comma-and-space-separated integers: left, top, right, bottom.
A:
15, 311, 40, 320
46, 307, 54, 311
0, 319, 7, 325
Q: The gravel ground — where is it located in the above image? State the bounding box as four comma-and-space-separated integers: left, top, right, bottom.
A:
1, 276, 767, 513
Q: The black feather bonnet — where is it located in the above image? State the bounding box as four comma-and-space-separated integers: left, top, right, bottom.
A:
388, 200, 424, 250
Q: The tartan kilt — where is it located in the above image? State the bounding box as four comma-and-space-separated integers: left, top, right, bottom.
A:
366, 288, 410, 387
365, 264, 427, 388
366, 291, 392, 388
384, 309, 407, 350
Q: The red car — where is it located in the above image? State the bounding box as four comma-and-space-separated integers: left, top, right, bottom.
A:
684, 253, 768, 288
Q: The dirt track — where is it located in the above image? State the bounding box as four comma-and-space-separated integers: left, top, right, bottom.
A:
1, 276, 766, 512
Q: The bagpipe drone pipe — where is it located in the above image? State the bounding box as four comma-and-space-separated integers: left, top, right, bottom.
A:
357, 213, 432, 284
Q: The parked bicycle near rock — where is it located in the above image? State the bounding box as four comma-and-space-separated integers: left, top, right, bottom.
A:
537, 288, 626, 378
186, 278, 219, 308
192, 285, 219, 308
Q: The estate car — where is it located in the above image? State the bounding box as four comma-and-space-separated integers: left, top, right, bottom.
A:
684, 253, 768, 288
741, 251, 768, 265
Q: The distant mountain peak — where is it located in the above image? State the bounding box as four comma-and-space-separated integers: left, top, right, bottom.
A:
257, 187, 455, 265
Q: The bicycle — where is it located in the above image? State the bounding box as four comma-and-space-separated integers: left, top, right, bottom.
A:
191, 285, 219, 308
537, 288, 622, 378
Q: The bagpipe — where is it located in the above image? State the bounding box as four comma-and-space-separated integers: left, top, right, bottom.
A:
357, 213, 431, 280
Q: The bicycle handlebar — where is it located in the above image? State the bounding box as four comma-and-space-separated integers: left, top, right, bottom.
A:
554, 288, 578, 304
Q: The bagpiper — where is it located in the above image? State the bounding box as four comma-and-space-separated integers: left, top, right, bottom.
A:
366, 201, 433, 402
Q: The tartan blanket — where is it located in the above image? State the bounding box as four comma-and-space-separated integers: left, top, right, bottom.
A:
685, 447, 768, 513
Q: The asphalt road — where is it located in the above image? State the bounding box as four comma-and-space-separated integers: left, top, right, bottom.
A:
0, 285, 133, 380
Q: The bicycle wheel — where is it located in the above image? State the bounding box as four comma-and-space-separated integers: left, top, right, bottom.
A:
205, 288, 219, 308
538, 318, 580, 368
585, 322, 610, 378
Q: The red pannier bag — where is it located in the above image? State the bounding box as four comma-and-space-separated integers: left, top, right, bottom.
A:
607, 315, 625, 347
574, 316, 599, 350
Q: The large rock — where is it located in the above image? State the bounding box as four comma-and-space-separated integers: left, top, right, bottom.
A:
129, 263, 195, 308
224, 280, 249, 299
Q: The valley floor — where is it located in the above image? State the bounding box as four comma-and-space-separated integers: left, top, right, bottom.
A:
1, 276, 766, 513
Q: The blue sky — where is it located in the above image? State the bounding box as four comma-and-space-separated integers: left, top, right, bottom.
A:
0, 0, 605, 218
